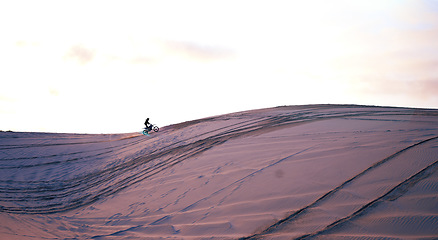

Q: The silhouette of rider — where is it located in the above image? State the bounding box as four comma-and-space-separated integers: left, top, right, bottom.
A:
144, 118, 151, 130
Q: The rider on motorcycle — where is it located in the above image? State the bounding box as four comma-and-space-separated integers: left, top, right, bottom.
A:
143, 118, 159, 135
144, 118, 151, 131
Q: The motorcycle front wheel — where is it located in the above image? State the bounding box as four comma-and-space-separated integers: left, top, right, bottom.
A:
153, 126, 159, 132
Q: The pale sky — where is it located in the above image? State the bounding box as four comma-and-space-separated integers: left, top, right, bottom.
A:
1, 0, 438, 133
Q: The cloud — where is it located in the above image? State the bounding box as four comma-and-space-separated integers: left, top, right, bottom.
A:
49, 88, 60, 97
0, 95, 14, 102
65, 45, 96, 65
130, 56, 156, 65
354, 76, 438, 103
412, 79, 438, 99
162, 41, 235, 62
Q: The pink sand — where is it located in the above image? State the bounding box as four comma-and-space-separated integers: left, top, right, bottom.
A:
1, 105, 437, 239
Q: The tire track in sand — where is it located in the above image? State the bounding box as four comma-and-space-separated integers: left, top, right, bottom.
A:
241, 136, 438, 239
296, 159, 438, 239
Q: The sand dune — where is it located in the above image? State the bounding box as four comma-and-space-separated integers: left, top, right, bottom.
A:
1, 105, 437, 239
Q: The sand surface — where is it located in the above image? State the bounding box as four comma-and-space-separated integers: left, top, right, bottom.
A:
1, 105, 437, 239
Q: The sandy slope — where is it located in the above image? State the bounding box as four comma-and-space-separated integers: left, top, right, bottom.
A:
0, 105, 437, 239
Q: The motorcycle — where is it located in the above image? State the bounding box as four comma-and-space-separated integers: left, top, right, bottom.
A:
143, 124, 159, 135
